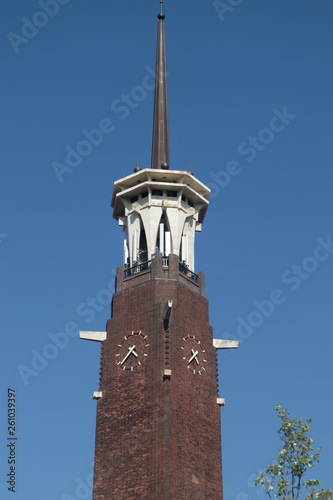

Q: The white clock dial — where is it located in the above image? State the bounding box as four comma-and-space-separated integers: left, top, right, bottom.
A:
116, 331, 149, 371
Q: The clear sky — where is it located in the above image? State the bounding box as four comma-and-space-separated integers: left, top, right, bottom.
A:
1, 1, 332, 499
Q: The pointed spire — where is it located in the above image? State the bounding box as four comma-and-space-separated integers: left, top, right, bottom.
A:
151, 1, 170, 170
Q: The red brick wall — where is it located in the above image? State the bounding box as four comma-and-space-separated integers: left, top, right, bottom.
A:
92, 274, 223, 500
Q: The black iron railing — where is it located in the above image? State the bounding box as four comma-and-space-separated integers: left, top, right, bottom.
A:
179, 262, 198, 282
125, 260, 151, 278
124, 258, 198, 282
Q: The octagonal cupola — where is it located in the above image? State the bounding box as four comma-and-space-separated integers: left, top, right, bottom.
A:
111, 169, 210, 273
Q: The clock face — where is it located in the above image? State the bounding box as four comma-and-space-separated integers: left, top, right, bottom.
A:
116, 331, 149, 371
181, 335, 207, 375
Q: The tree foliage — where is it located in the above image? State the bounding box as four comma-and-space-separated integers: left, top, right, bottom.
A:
254, 406, 332, 500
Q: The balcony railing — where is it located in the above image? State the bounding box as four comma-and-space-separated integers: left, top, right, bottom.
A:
179, 262, 198, 282
125, 260, 151, 278
124, 258, 198, 283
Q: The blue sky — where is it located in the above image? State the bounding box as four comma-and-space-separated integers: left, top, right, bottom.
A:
1, 1, 332, 499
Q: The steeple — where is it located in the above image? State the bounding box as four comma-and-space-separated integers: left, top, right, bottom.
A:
79, 5, 240, 499
111, 0, 210, 273
151, 1, 170, 170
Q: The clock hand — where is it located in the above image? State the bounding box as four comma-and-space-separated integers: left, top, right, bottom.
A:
188, 349, 199, 365
120, 345, 137, 365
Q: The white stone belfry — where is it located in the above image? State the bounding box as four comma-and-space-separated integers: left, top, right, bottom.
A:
111, 169, 210, 273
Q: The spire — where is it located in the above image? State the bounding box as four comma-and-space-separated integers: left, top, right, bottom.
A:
151, 1, 170, 170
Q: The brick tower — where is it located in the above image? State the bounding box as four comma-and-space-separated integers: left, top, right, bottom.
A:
80, 3, 238, 499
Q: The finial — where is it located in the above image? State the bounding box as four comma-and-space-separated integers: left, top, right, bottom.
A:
158, 0, 165, 20
134, 157, 142, 173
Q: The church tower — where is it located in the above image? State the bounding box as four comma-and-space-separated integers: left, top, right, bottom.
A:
80, 3, 238, 499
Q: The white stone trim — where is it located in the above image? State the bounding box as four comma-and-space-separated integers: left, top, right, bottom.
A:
217, 398, 225, 406
213, 339, 239, 349
163, 301, 173, 321
79, 331, 107, 342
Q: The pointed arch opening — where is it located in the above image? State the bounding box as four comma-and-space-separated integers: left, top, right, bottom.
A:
179, 218, 192, 268
138, 218, 148, 264
155, 212, 172, 257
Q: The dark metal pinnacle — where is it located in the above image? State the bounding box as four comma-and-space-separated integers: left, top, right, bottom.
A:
158, 1, 165, 20
151, 0, 170, 169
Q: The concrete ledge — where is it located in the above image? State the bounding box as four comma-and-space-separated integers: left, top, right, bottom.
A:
163, 301, 173, 321
217, 398, 225, 407
93, 392, 102, 400
213, 339, 239, 349
79, 331, 107, 342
